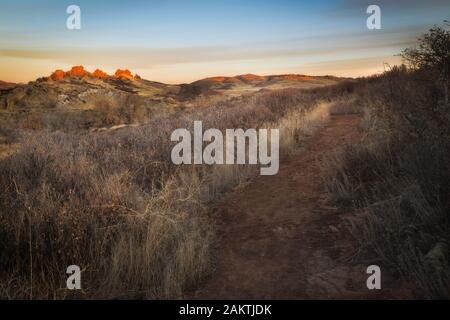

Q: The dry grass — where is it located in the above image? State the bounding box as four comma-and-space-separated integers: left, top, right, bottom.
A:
277, 101, 330, 155
0, 84, 346, 299
321, 67, 450, 299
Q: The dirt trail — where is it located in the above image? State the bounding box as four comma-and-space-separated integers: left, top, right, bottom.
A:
194, 115, 409, 299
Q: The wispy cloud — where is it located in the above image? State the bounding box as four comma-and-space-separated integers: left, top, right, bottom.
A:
0, 26, 418, 69
0, 0, 445, 83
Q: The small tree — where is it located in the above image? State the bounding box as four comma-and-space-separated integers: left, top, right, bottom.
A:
402, 25, 450, 105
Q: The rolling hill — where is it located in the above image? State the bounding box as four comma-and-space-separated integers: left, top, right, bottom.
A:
0, 67, 343, 112
0, 67, 344, 131
0, 80, 17, 92
192, 73, 341, 96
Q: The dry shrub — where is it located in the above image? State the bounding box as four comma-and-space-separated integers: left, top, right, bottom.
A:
0, 84, 351, 299
329, 96, 362, 115
322, 66, 450, 298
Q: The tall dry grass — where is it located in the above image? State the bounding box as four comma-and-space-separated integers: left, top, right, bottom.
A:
321, 66, 450, 298
0, 85, 344, 299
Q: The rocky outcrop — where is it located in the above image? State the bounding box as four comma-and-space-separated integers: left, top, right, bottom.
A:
47, 66, 138, 81
69, 65, 89, 77
50, 69, 66, 81
93, 69, 109, 78
114, 69, 133, 80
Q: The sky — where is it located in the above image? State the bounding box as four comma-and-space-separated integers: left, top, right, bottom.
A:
0, 0, 449, 83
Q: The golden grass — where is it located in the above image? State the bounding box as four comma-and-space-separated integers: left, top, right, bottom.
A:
0, 86, 339, 299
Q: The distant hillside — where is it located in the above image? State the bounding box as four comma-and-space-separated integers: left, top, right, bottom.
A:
0, 67, 346, 131
0, 80, 17, 91
0, 68, 344, 112
192, 73, 342, 96
0, 66, 185, 112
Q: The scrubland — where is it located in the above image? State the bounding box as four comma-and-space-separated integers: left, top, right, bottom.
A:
321, 27, 450, 298
0, 84, 347, 299
1, 26, 448, 299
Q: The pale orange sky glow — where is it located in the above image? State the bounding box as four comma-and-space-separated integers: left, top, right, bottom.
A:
0, 54, 403, 84
1, 0, 448, 84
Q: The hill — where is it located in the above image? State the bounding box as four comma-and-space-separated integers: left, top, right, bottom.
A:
1, 69, 343, 111
0, 66, 182, 111
0, 67, 344, 131
192, 73, 341, 96
0, 80, 17, 92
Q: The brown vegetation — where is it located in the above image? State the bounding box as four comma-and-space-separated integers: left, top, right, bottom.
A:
321, 26, 450, 299
1, 27, 447, 300
0, 84, 351, 299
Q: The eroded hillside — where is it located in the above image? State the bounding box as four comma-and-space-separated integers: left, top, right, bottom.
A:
0, 68, 344, 133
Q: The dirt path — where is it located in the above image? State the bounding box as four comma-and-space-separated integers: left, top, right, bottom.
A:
193, 115, 409, 299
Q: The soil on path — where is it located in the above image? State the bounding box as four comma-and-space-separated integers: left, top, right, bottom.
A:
194, 115, 410, 299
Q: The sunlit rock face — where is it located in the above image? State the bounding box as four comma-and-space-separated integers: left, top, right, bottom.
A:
69, 66, 89, 77
114, 69, 134, 80
93, 69, 110, 78
47, 67, 138, 81
49, 69, 65, 81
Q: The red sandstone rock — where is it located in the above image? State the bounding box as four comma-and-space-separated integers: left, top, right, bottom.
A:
93, 69, 109, 78
49, 69, 65, 81
114, 69, 133, 80
69, 65, 89, 77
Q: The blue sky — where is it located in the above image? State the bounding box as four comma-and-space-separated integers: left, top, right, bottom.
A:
0, 0, 449, 83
